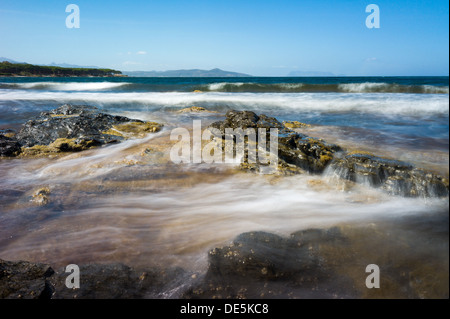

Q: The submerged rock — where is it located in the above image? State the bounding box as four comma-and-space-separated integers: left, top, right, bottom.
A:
183, 228, 355, 299
177, 106, 216, 113
278, 134, 342, 173
330, 153, 449, 197
31, 187, 51, 206
2, 104, 163, 157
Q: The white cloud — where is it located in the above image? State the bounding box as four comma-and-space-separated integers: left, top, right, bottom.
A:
365, 57, 378, 62
136, 51, 147, 55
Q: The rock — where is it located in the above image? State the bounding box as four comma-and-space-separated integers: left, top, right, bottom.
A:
0, 134, 21, 157
207, 231, 319, 280
278, 134, 342, 173
0, 259, 188, 299
210, 110, 285, 132
31, 187, 51, 206
283, 121, 311, 129
6, 104, 163, 157
330, 153, 449, 197
0, 129, 16, 138
209, 110, 340, 174
183, 227, 354, 299
51, 264, 187, 299
208, 110, 448, 197
0, 259, 55, 299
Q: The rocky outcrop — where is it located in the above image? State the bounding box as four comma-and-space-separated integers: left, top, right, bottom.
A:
210, 110, 285, 132
208, 110, 448, 197
183, 228, 353, 299
209, 110, 342, 175
329, 152, 449, 197
0, 104, 163, 158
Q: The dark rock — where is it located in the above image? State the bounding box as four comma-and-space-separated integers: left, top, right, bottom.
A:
0, 259, 55, 299
278, 134, 342, 173
209, 110, 341, 174
0, 259, 189, 299
15, 105, 139, 148
207, 231, 319, 280
184, 227, 356, 299
209, 111, 448, 198
330, 153, 449, 197
0, 104, 162, 157
210, 110, 284, 132
0, 134, 21, 157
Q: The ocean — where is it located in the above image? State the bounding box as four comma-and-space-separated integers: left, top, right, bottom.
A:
0, 76, 448, 298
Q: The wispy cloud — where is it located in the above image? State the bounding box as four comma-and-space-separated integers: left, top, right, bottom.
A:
136, 51, 147, 55
365, 57, 378, 62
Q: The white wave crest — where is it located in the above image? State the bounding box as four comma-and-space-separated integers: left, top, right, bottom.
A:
0, 91, 448, 116
338, 82, 449, 94
2, 82, 130, 91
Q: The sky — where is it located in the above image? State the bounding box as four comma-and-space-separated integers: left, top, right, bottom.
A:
0, 0, 448, 76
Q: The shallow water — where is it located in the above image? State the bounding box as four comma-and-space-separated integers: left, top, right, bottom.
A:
0, 77, 448, 298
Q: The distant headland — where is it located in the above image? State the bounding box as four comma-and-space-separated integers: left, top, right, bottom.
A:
0, 61, 124, 77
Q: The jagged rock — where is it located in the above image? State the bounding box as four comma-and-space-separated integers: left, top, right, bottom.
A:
1, 104, 162, 157
210, 110, 285, 132
0, 259, 55, 299
208, 111, 448, 197
51, 264, 187, 299
278, 134, 342, 173
209, 110, 341, 174
0, 259, 188, 299
330, 153, 449, 197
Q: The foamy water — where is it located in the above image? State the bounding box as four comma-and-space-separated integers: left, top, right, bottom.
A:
0, 77, 448, 297
0, 91, 448, 116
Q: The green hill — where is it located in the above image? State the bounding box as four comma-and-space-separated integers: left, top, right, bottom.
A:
0, 61, 122, 77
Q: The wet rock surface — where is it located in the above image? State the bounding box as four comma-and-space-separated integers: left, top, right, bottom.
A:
209, 110, 342, 175
330, 153, 449, 197
0, 104, 163, 157
0, 260, 55, 299
0, 259, 188, 299
183, 228, 355, 299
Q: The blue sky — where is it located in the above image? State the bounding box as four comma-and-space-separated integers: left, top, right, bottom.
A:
0, 0, 448, 76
